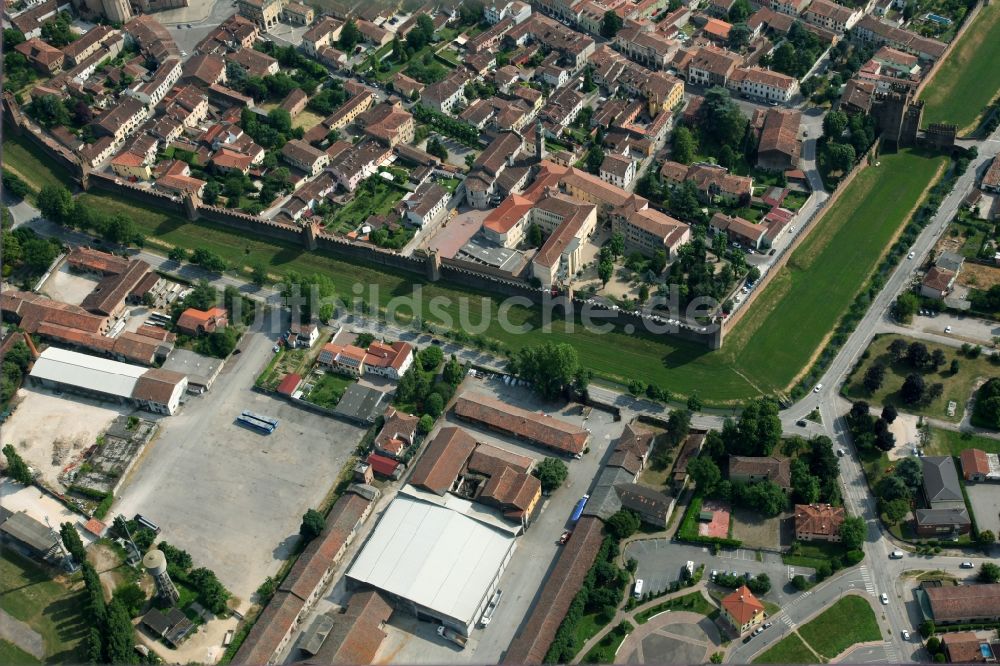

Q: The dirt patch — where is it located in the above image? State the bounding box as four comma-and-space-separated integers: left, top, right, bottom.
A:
38, 263, 100, 306
887, 414, 921, 460
956, 262, 1000, 290
731, 506, 782, 549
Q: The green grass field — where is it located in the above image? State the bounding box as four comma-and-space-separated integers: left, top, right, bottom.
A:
0, 640, 41, 665
2, 131, 76, 197
722, 150, 947, 394
305, 372, 354, 408
927, 427, 1000, 455
753, 632, 817, 664
76, 149, 945, 404
920, 2, 1000, 130
844, 334, 992, 422
796, 595, 881, 658
0, 551, 90, 663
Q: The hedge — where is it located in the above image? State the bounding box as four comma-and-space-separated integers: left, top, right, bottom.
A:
677, 495, 743, 549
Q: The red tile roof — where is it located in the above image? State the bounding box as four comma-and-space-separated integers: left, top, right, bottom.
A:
367, 452, 403, 477
453, 392, 589, 454
409, 426, 477, 494
960, 448, 990, 478
926, 584, 1000, 623
722, 585, 765, 625
794, 503, 845, 537
276, 373, 301, 396
309, 590, 393, 664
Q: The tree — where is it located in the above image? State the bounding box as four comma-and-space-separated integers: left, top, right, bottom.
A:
973, 378, 1000, 428
672, 126, 697, 164
894, 457, 923, 492
419, 345, 444, 371
876, 474, 910, 502
889, 338, 909, 362
881, 404, 897, 424
863, 363, 886, 392
531, 457, 570, 494
873, 417, 895, 452
901, 373, 926, 404
168, 246, 188, 262
299, 509, 325, 542
976, 529, 996, 547
605, 509, 641, 539
2, 444, 33, 485
893, 292, 920, 323
687, 394, 703, 412
598, 259, 614, 285
743, 481, 786, 517
950, 358, 960, 375
339, 19, 362, 50
250, 261, 268, 286
60, 522, 86, 563
508, 343, 581, 399
700, 87, 747, 149
37, 184, 73, 223
28, 94, 70, 127
687, 456, 721, 494
747, 573, 770, 595
600, 10, 624, 37
930, 349, 947, 369
528, 223, 544, 247
920, 620, 936, 638
418, 414, 435, 434
728, 22, 751, 50
728, 0, 752, 21
442, 355, 464, 385
425, 392, 444, 417
792, 574, 809, 591
906, 341, 930, 368
822, 110, 849, 139
882, 498, 910, 525
188, 567, 229, 614
103, 597, 139, 664
586, 145, 605, 174
839, 515, 866, 549
112, 582, 147, 617
979, 562, 1000, 583
791, 459, 820, 504
825, 142, 856, 172
727, 397, 782, 456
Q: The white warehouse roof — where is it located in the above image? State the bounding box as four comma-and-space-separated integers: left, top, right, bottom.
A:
30, 347, 147, 398
346, 495, 517, 627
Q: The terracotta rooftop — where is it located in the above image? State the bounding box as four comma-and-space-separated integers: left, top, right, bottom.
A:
409, 426, 478, 494
959, 448, 991, 478
722, 585, 765, 625
794, 503, 845, 537
453, 392, 589, 454
925, 584, 1000, 623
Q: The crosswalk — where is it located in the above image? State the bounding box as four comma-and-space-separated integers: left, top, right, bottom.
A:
860, 566, 877, 596
780, 615, 796, 630
884, 640, 902, 662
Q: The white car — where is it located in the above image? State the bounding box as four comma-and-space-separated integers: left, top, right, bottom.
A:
880, 593, 889, 605
813, 384, 823, 393
902, 630, 911, 640
945, 326, 952, 333
908, 251, 915, 259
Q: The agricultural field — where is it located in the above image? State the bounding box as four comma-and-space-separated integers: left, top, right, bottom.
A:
920, 2, 1000, 130
844, 333, 993, 422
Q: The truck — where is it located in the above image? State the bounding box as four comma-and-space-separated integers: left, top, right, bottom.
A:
437, 626, 467, 649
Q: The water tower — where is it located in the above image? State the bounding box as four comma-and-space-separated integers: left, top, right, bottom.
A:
143, 549, 179, 604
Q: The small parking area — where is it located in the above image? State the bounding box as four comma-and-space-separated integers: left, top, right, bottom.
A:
618, 611, 723, 664
966, 482, 1000, 537
115, 328, 367, 607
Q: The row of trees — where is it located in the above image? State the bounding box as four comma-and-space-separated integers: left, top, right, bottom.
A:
507, 342, 590, 400
37, 184, 143, 247
846, 401, 898, 453
973, 378, 1000, 429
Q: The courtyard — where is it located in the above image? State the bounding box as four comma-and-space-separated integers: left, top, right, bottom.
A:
618, 610, 723, 664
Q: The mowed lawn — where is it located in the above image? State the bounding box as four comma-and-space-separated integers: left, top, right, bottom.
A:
920, 2, 1000, 130
927, 427, 1000, 456
0, 551, 90, 663
725, 150, 947, 393
844, 333, 992, 422
2, 130, 76, 196
796, 595, 881, 659
753, 632, 817, 664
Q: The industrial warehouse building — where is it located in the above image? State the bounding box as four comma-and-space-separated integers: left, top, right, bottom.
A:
28, 347, 188, 415
346, 490, 517, 635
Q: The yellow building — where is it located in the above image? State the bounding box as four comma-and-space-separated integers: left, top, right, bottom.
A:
722, 586, 766, 635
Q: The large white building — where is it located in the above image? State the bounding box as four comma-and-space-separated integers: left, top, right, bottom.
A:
29, 347, 188, 415
346, 489, 517, 635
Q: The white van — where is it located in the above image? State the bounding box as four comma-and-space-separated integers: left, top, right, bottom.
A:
633, 579, 644, 599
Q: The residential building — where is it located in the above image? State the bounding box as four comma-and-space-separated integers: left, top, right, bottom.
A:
181, 54, 226, 87
62, 25, 119, 67
14, 38, 64, 73
373, 407, 419, 459
485, 0, 531, 24
728, 455, 791, 488
662, 162, 753, 204
614, 26, 679, 70
920, 266, 957, 300
111, 152, 152, 180
328, 140, 392, 192
982, 156, 1000, 194
757, 108, 802, 170
281, 139, 330, 176
356, 19, 391, 47
686, 45, 742, 87
941, 632, 997, 663
302, 16, 343, 57
402, 181, 450, 228
318, 343, 368, 376
362, 341, 414, 381
93, 97, 148, 143
959, 448, 1000, 482
126, 57, 182, 106
733, 67, 799, 103
853, 15, 947, 61
287, 322, 318, 348
357, 102, 414, 147
177, 307, 228, 336
421, 72, 468, 115
802, 0, 860, 31
916, 456, 972, 536
794, 503, 845, 541
155, 161, 206, 198
279, 88, 308, 117
225, 48, 279, 77
721, 586, 766, 635
281, 1, 312, 25
710, 212, 768, 250
238, 0, 283, 30
770, 0, 811, 15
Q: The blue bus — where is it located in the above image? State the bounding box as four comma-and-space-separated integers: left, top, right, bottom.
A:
242, 411, 278, 427
570, 494, 590, 523
238, 411, 277, 433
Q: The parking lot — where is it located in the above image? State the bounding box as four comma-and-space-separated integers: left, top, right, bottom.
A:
625, 540, 811, 608
115, 325, 367, 607
285, 376, 626, 664
966, 482, 1000, 537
